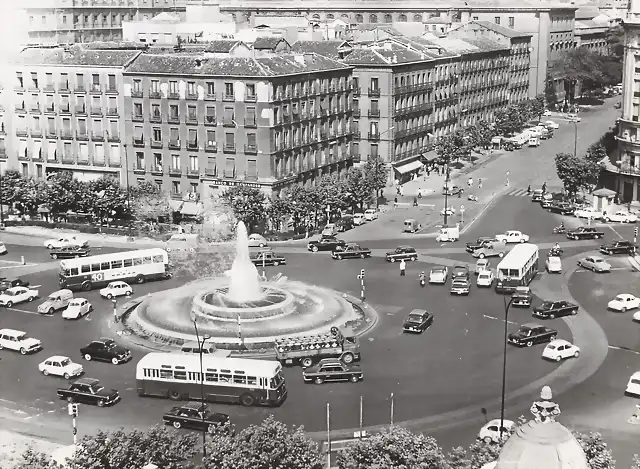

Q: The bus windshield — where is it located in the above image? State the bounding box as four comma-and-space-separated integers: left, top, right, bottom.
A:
270, 370, 285, 389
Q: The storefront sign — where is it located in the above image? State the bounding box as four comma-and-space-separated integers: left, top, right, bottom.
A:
204, 178, 267, 189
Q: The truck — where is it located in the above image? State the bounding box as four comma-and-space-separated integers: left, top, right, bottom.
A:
274, 327, 360, 368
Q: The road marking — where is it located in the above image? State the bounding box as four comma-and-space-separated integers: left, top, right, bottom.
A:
606, 224, 624, 240
483, 314, 518, 325
4, 307, 39, 315
608, 345, 640, 355
574, 267, 628, 273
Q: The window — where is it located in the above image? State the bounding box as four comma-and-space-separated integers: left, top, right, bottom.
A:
172, 154, 180, 169
154, 153, 162, 169
150, 80, 159, 94
109, 120, 118, 139
47, 117, 55, 134
369, 14, 378, 23
33, 116, 40, 130
189, 155, 198, 171
136, 152, 145, 169
79, 143, 89, 163
494, 16, 500, 25
78, 119, 87, 135
187, 81, 196, 96
207, 82, 215, 96
355, 14, 363, 23
223, 107, 234, 125
152, 103, 160, 117
225, 132, 235, 150
371, 144, 379, 157
188, 128, 198, 147
369, 121, 379, 135
170, 128, 179, 145
224, 157, 235, 177
508, 16, 515, 28
169, 80, 178, 95
172, 180, 180, 194
246, 107, 256, 125
93, 119, 102, 135
247, 159, 257, 179
206, 106, 216, 123
187, 105, 196, 120
370, 77, 379, 91
245, 83, 256, 100
134, 102, 142, 117
133, 79, 142, 93
384, 14, 392, 23
153, 128, 161, 142
91, 74, 100, 91
169, 104, 179, 119
224, 82, 234, 98
31, 72, 38, 89
134, 126, 143, 144
247, 133, 256, 149
108, 74, 116, 91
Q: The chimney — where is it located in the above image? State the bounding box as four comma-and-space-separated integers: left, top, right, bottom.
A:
392, 54, 398, 63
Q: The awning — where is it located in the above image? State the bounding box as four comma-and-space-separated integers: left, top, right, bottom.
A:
168, 200, 183, 212
393, 160, 423, 174
180, 201, 202, 216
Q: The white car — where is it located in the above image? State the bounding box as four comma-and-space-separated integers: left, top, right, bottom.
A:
634, 311, 640, 322
608, 294, 640, 312
574, 207, 603, 220
566, 113, 581, 122
44, 236, 88, 249
99, 281, 133, 299
0, 286, 39, 307
353, 213, 365, 225
441, 207, 456, 216
545, 256, 562, 273
477, 270, 494, 287
478, 419, 515, 443
247, 233, 268, 248
545, 120, 560, 129
578, 256, 611, 273
0, 328, 42, 354
495, 230, 529, 244
603, 211, 638, 223
364, 209, 378, 221
542, 339, 580, 362
429, 266, 448, 284
626, 371, 640, 396
38, 355, 83, 379
62, 298, 93, 319
0, 242, 7, 255
543, 110, 552, 117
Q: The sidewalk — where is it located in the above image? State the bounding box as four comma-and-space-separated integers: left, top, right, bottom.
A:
0, 429, 64, 469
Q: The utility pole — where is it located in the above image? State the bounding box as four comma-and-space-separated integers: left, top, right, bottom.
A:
357, 269, 365, 301
68, 402, 78, 445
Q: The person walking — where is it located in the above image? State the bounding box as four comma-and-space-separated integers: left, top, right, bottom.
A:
478, 178, 482, 189
467, 177, 473, 187
505, 171, 510, 187
542, 182, 547, 193
418, 271, 426, 288
400, 259, 406, 277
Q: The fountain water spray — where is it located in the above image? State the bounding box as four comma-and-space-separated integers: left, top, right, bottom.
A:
227, 221, 262, 302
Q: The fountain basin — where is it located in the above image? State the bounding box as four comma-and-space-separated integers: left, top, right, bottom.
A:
192, 285, 296, 321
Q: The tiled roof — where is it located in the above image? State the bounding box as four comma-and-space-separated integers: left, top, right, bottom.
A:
125, 53, 351, 76
76, 41, 148, 50
204, 40, 243, 53
342, 49, 390, 65
462, 37, 510, 52
575, 6, 601, 20
17, 47, 141, 67
291, 40, 350, 59
472, 20, 532, 38
253, 36, 289, 50
424, 17, 451, 24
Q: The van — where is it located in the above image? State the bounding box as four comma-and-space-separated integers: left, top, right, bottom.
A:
625, 371, 640, 396
353, 213, 365, 226
37, 289, 74, 315
528, 137, 540, 147
404, 219, 420, 233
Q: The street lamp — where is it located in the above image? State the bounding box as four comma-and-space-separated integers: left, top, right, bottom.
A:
443, 163, 451, 226
192, 319, 211, 458
572, 121, 578, 157
500, 295, 515, 440
123, 143, 133, 239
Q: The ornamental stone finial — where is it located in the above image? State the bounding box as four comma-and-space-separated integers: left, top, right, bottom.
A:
530, 386, 561, 423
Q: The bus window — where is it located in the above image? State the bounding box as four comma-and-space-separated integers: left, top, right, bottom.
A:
81, 264, 90, 273
508, 269, 518, 276
143, 256, 152, 264
62, 269, 70, 276
91, 263, 100, 272
100, 262, 110, 270
188, 372, 201, 381
160, 369, 173, 379
144, 368, 159, 378
247, 376, 257, 386
233, 375, 247, 384
219, 373, 232, 383
174, 370, 187, 380
205, 372, 218, 382
123, 258, 133, 267
111, 260, 123, 269
152, 255, 163, 263
133, 258, 142, 266
70, 267, 78, 276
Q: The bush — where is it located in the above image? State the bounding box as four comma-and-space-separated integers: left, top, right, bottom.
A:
451, 161, 465, 170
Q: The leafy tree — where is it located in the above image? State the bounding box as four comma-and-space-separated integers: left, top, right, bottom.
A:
89, 177, 128, 222
343, 166, 374, 211
221, 186, 267, 232
606, 24, 624, 60
585, 143, 608, 165
283, 185, 317, 230
632, 453, 640, 469
549, 48, 619, 97
45, 171, 88, 215
555, 152, 599, 197
436, 132, 468, 165
4, 447, 62, 469
336, 426, 449, 469
0, 170, 26, 205
493, 106, 527, 136
363, 155, 388, 199
529, 94, 546, 120
129, 180, 171, 222
466, 120, 494, 149
573, 431, 615, 469
18, 178, 49, 215
267, 196, 292, 232
202, 415, 323, 469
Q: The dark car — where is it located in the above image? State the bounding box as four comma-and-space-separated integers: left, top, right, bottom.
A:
0, 278, 29, 292
600, 240, 637, 255
443, 185, 464, 196
533, 300, 579, 319
452, 264, 470, 280
163, 402, 231, 432
302, 358, 363, 384
547, 202, 575, 215
57, 377, 120, 406
567, 227, 604, 240
80, 338, 132, 364
511, 286, 533, 307
495, 277, 522, 294
402, 309, 434, 333
250, 251, 286, 266
331, 243, 372, 260
466, 237, 496, 253
308, 237, 346, 252
336, 216, 354, 232
508, 323, 557, 347
49, 246, 91, 259
386, 246, 418, 262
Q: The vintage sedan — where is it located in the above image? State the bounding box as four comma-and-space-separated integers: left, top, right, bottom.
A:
80, 338, 132, 364
478, 419, 515, 444
547, 201, 575, 215
476, 270, 494, 288
402, 309, 434, 334
466, 237, 496, 253
495, 230, 530, 244
386, 246, 418, 262
542, 339, 580, 362
600, 240, 637, 255
38, 355, 84, 379
574, 207, 603, 220
307, 237, 346, 253
567, 227, 605, 240
577, 256, 611, 273
511, 286, 533, 307
603, 211, 638, 223
57, 378, 120, 407
0, 286, 39, 307
99, 281, 133, 299
247, 233, 268, 248
302, 358, 363, 384
331, 244, 372, 260
163, 402, 230, 432
533, 300, 579, 319
49, 246, 91, 259
508, 323, 557, 347
607, 294, 640, 312
44, 236, 88, 250
0, 278, 30, 292
450, 277, 471, 296
62, 298, 93, 319
429, 266, 448, 284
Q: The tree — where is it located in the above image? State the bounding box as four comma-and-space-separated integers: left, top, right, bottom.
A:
0, 170, 25, 205
573, 431, 615, 469
266, 196, 293, 232
585, 143, 608, 165
336, 426, 449, 469
632, 453, 640, 469
549, 48, 617, 98
221, 186, 267, 232
88, 177, 128, 223
4, 447, 62, 469
45, 171, 90, 215
606, 24, 624, 60
343, 166, 374, 211
202, 415, 323, 469
18, 178, 50, 215
363, 155, 388, 199
529, 94, 546, 120
493, 106, 527, 136
129, 180, 171, 223
466, 120, 494, 150
555, 152, 598, 197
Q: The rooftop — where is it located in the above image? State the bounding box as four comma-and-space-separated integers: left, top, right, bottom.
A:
125, 52, 351, 76
291, 40, 351, 59
17, 47, 142, 67
204, 40, 244, 53
472, 20, 533, 38
252, 36, 289, 50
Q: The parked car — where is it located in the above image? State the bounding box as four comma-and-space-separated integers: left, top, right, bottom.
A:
577, 256, 611, 272
0, 278, 29, 293
475, 258, 491, 274
0, 286, 39, 307
567, 227, 604, 240
321, 224, 338, 238
402, 309, 434, 333
99, 281, 133, 299
429, 266, 448, 284
0, 328, 42, 354
364, 209, 378, 221
545, 256, 562, 273
247, 234, 268, 248
508, 323, 557, 347
38, 355, 83, 379
353, 213, 365, 226
302, 358, 363, 384
533, 300, 579, 319
80, 338, 132, 364
162, 402, 230, 432
545, 120, 560, 130
574, 207, 603, 220
495, 230, 529, 244
607, 294, 640, 312
603, 211, 638, 223
308, 237, 346, 253
542, 339, 580, 362
386, 246, 418, 262
62, 298, 93, 319
478, 419, 515, 443
331, 244, 371, 260
476, 270, 494, 288
600, 240, 637, 255
56, 378, 120, 407
511, 286, 532, 307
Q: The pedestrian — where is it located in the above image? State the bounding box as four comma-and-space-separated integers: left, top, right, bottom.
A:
394, 196, 398, 208
418, 271, 426, 288
527, 184, 531, 194
478, 178, 482, 189
542, 182, 547, 193
399, 186, 404, 196
400, 259, 406, 276
426, 167, 430, 177
467, 177, 473, 187
505, 170, 510, 187
417, 188, 422, 198
413, 196, 418, 207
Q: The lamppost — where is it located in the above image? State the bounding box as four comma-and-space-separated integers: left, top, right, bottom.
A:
572, 121, 578, 157
443, 162, 451, 226
123, 143, 133, 239
192, 319, 211, 458
500, 295, 515, 440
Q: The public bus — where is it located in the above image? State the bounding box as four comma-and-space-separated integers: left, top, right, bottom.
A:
135, 352, 287, 407
59, 248, 171, 291
495, 243, 539, 293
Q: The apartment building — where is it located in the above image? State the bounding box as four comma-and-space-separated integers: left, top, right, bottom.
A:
21, 0, 187, 45
122, 51, 354, 200
447, 21, 532, 104
8, 46, 141, 182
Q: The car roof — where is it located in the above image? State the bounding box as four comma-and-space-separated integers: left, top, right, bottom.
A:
631, 371, 640, 378
409, 309, 428, 315
74, 377, 100, 385
615, 293, 635, 298
45, 355, 71, 361
485, 418, 515, 426
0, 328, 26, 335
432, 266, 446, 270
522, 323, 543, 328
316, 358, 345, 366
69, 298, 87, 303
547, 339, 571, 347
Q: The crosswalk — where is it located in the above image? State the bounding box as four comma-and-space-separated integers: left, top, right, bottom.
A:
504, 188, 532, 197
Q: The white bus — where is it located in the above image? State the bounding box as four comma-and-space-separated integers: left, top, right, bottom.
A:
59, 248, 171, 291
136, 352, 287, 407
495, 243, 539, 293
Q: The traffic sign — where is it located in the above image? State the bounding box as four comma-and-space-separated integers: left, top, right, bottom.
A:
460, 204, 465, 210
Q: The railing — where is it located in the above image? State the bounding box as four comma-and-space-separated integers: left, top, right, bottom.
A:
58, 83, 70, 92
16, 129, 28, 137
185, 116, 198, 125
205, 143, 217, 153
168, 139, 180, 149
92, 132, 104, 141
90, 107, 102, 116
168, 92, 180, 100
61, 131, 73, 140
244, 144, 258, 154
368, 109, 380, 118
368, 132, 380, 141
186, 92, 198, 100
223, 144, 236, 153
168, 115, 180, 124
131, 90, 143, 98
151, 166, 164, 175
132, 114, 144, 122
169, 167, 182, 176
244, 118, 257, 128
106, 87, 118, 94
150, 140, 163, 148
368, 88, 380, 97
76, 131, 89, 141
245, 94, 256, 102
223, 94, 235, 102
205, 92, 217, 101
30, 129, 43, 138
186, 141, 198, 150
133, 137, 144, 147
149, 114, 162, 123
107, 133, 120, 142
75, 85, 86, 93
149, 91, 161, 99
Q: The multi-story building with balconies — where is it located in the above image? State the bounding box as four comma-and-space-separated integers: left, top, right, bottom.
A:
21, 0, 187, 45
122, 51, 353, 200
7, 46, 141, 181
602, 0, 640, 203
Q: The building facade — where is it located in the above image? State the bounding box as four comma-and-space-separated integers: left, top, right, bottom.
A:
7, 47, 141, 183
122, 51, 354, 200
603, 0, 640, 202
21, 0, 187, 44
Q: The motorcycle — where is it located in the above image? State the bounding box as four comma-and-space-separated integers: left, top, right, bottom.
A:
552, 226, 566, 234
467, 194, 478, 202
549, 247, 564, 257
419, 275, 426, 288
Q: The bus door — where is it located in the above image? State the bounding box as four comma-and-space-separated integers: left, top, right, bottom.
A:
261, 377, 269, 401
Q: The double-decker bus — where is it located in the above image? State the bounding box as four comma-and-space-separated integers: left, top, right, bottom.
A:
136, 352, 287, 407
59, 248, 170, 291
495, 243, 539, 293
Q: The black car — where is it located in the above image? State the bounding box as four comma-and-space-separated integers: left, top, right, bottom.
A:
547, 202, 575, 215
495, 277, 522, 294
507, 323, 557, 347
511, 286, 533, 307
452, 264, 470, 280
335, 216, 354, 232
49, 246, 91, 259
302, 358, 363, 384
567, 227, 604, 240
386, 246, 418, 262
57, 378, 120, 406
250, 251, 286, 266
0, 278, 29, 292
331, 244, 372, 260
533, 300, 579, 319
308, 237, 346, 252
402, 309, 434, 333
466, 237, 496, 253
600, 240, 637, 255
80, 338, 132, 364
163, 402, 231, 432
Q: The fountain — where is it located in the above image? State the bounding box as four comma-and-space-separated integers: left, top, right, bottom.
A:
122, 221, 372, 349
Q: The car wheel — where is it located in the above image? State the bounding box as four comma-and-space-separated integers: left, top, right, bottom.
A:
6, 301, 13, 308
111, 357, 119, 365
29, 296, 35, 302
390, 257, 396, 262
97, 400, 105, 407
526, 341, 533, 347
411, 256, 417, 261
51, 253, 58, 259
107, 294, 113, 300
63, 373, 70, 380
48, 307, 54, 314
360, 253, 365, 259
273, 261, 280, 267
169, 390, 182, 401
605, 217, 611, 222
520, 239, 525, 243
240, 393, 256, 406
312, 246, 318, 252
314, 377, 324, 385
479, 253, 485, 259
135, 274, 145, 284
550, 335, 557, 340
125, 291, 132, 296
84, 354, 92, 361
555, 356, 562, 362
574, 350, 580, 358
341, 352, 355, 364
549, 314, 555, 319
350, 375, 359, 383
301, 357, 314, 368
571, 309, 578, 315
498, 252, 504, 258
595, 235, 600, 239
259, 243, 265, 248
43, 369, 49, 376
173, 421, 182, 429
337, 255, 343, 260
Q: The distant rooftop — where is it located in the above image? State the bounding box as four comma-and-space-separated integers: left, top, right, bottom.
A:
204, 39, 244, 53
291, 40, 351, 59
16, 47, 142, 67
471, 20, 533, 38
252, 36, 289, 50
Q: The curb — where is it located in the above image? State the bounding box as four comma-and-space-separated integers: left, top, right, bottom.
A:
628, 255, 640, 272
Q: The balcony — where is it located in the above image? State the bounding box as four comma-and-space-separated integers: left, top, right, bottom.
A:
353, 87, 361, 97
90, 107, 102, 116
15, 104, 26, 114
74, 85, 86, 94
168, 115, 180, 124
168, 139, 180, 150
132, 137, 144, 147
30, 104, 41, 113
76, 131, 89, 141
204, 116, 216, 126
31, 129, 43, 138
205, 143, 217, 153
91, 132, 104, 141
131, 90, 143, 98
106, 87, 118, 95
244, 144, 258, 155
167, 92, 180, 100
187, 169, 199, 178
205, 92, 217, 101
46, 131, 57, 139
60, 131, 73, 140
186, 140, 198, 150
151, 166, 164, 176
223, 93, 235, 102
150, 139, 163, 149
59, 106, 71, 115
368, 109, 380, 118
169, 167, 182, 176
89, 85, 102, 95
106, 107, 118, 116
134, 165, 146, 175
149, 91, 161, 99
223, 144, 236, 154
353, 131, 361, 140
75, 106, 86, 115
107, 133, 120, 142
223, 119, 236, 128
368, 132, 380, 141
132, 114, 144, 123
245, 94, 257, 103
16, 129, 28, 137
244, 118, 256, 128
149, 113, 162, 123
185, 116, 198, 125
58, 83, 70, 92
186, 92, 198, 101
